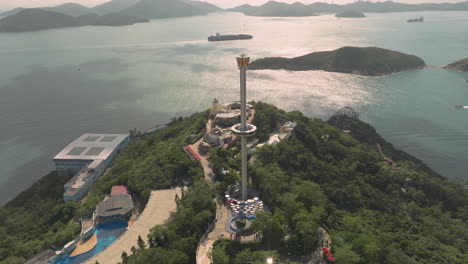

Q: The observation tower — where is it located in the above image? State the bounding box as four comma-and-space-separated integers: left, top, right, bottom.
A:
231, 55, 257, 201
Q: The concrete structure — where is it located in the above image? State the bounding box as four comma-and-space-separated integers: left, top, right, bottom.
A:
111, 185, 129, 196
94, 193, 133, 225
54, 134, 129, 176
63, 159, 106, 202
231, 55, 257, 201
24, 250, 55, 264
256, 121, 297, 148
85, 189, 181, 264
54, 134, 129, 202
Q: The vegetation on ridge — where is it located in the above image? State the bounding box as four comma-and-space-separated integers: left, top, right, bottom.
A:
0, 8, 149, 32
444, 58, 468, 72
249, 47, 426, 76
209, 102, 468, 264
336, 10, 366, 18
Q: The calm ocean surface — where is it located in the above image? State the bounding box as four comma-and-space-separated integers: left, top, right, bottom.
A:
0, 11, 467, 203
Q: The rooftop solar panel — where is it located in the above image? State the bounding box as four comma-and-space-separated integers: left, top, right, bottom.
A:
67, 147, 87, 156
100, 136, 117, 142
85, 147, 105, 156
83, 136, 100, 142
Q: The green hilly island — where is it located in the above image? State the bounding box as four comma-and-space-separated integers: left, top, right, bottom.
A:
0, 8, 149, 32
0, 103, 467, 264
249, 47, 426, 76
445, 58, 468, 72
336, 10, 366, 18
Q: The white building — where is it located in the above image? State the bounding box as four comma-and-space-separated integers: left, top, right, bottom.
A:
53, 134, 129, 202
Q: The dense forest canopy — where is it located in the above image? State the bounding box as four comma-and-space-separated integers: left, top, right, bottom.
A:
210, 102, 468, 264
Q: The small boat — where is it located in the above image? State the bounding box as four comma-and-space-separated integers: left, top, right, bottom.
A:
465, 79, 468, 82
456, 105, 465, 108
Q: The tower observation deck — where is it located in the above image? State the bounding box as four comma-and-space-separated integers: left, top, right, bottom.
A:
231, 55, 257, 201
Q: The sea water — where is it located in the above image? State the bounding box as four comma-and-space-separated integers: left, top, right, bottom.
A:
1, 11, 467, 203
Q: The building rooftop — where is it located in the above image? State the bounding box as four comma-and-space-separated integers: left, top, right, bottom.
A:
96, 194, 133, 218
111, 185, 129, 196
54, 134, 129, 161
64, 159, 103, 195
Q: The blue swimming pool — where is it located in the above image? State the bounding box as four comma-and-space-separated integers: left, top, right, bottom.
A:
53, 220, 128, 264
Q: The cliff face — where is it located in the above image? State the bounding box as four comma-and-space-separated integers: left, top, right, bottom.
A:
444, 58, 468, 72
249, 47, 426, 76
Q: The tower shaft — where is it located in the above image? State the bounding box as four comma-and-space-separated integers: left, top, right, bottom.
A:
233, 55, 256, 203
240, 63, 247, 201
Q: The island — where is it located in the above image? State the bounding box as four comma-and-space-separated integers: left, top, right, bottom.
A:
119, 0, 222, 19
0, 8, 149, 33
248, 46, 426, 76
229, 0, 468, 17
229, 1, 317, 17
444, 57, 468, 72
0, 0, 223, 32
336, 10, 366, 18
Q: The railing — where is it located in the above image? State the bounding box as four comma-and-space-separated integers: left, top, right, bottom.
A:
195, 218, 216, 264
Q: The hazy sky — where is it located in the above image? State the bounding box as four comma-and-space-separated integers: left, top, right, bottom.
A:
0, 0, 465, 11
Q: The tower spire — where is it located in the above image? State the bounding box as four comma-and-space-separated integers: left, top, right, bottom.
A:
232, 55, 257, 202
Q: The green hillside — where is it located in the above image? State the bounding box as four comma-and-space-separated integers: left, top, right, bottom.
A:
445, 58, 468, 72
249, 47, 426, 76
120, 0, 217, 19
208, 102, 468, 264
0, 112, 209, 262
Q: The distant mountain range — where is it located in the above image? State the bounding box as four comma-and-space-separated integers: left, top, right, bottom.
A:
119, 0, 221, 19
0, 8, 149, 32
0, 0, 222, 32
228, 0, 468, 17
0, 0, 222, 18
2, 0, 468, 33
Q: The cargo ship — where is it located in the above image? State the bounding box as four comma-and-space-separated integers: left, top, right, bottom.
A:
208, 33, 253, 42
407, 17, 424, 23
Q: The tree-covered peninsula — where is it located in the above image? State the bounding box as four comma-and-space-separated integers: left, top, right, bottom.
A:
208, 102, 468, 264
0, 103, 466, 264
444, 58, 468, 72
249, 47, 426, 76
336, 10, 366, 18
0, 8, 149, 33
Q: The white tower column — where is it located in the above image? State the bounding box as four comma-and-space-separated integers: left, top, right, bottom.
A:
232, 55, 256, 203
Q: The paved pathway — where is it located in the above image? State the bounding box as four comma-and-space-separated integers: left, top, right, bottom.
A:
307, 227, 332, 264
85, 188, 181, 264
69, 234, 97, 257
196, 200, 230, 264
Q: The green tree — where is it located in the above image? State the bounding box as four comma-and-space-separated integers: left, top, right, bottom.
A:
137, 235, 146, 250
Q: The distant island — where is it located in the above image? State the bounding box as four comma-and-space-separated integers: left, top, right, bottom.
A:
229, 2, 317, 17
336, 10, 366, 18
444, 58, 468, 72
229, 0, 468, 17
0, 0, 223, 32
119, 0, 222, 19
0, 8, 149, 33
249, 47, 426, 76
